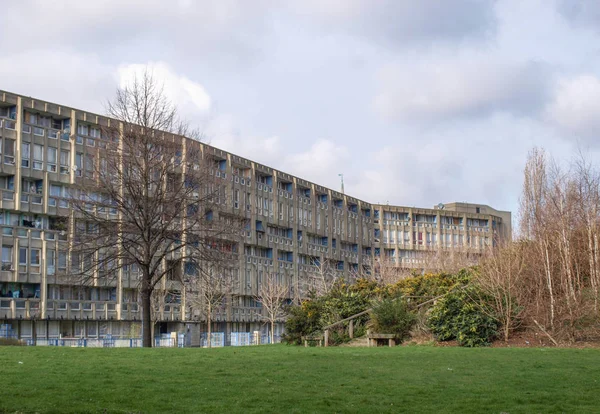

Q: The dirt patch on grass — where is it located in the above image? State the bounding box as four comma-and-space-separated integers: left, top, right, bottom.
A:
490, 332, 553, 348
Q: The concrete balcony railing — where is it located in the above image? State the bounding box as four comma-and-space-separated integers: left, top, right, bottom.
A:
231, 306, 263, 322
151, 305, 182, 322
47, 300, 118, 320
0, 298, 41, 319
0, 226, 68, 242
120, 302, 140, 320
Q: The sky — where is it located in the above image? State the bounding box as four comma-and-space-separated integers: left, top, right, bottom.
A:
1, 0, 599, 217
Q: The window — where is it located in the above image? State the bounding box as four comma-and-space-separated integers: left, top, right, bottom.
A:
58, 251, 67, 270
3, 176, 14, 191
77, 124, 89, 136
243, 269, 251, 288
30, 249, 40, 273
47, 249, 55, 275
85, 154, 94, 178
1, 246, 12, 270
33, 126, 44, 136
18, 248, 27, 266
47, 147, 57, 172
50, 184, 62, 197
21, 142, 30, 168
60, 150, 70, 174
75, 153, 83, 176
33, 144, 43, 170
4, 139, 14, 165
25, 112, 38, 125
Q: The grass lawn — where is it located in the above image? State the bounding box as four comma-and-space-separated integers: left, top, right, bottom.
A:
0, 345, 598, 413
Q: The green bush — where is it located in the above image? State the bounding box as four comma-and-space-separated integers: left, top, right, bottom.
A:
0, 338, 25, 346
282, 279, 376, 345
387, 268, 474, 299
428, 286, 498, 347
282, 299, 322, 345
370, 298, 416, 343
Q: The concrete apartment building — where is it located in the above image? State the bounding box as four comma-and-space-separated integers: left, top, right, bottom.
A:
374, 202, 511, 268
0, 90, 511, 344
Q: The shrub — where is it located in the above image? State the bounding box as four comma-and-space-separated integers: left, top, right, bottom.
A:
282, 300, 323, 345
387, 268, 474, 299
282, 279, 376, 345
428, 286, 498, 347
0, 338, 25, 346
370, 298, 416, 343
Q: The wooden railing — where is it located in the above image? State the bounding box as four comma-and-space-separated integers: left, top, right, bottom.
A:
320, 287, 467, 346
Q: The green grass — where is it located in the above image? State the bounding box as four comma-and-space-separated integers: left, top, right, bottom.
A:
0, 345, 598, 413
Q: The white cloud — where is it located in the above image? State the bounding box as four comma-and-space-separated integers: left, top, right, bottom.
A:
210, 116, 351, 192
558, 0, 600, 30
0, 0, 271, 68
286, 140, 351, 191
117, 62, 212, 119
545, 74, 600, 146
374, 57, 549, 122
0, 49, 114, 113
349, 113, 577, 214
208, 114, 282, 162
1, 0, 599, 219
290, 0, 497, 47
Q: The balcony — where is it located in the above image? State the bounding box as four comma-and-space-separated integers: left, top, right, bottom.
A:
231, 306, 262, 322
121, 302, 140, 320
0, 299, 41, 319
1, 189, 14, 203
46, 300, 118, 320
0, 119, 16, 130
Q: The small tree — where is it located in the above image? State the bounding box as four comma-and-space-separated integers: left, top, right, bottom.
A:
255, 272, 289, 344
373, 257, 404, 285
370, 297, 416, 343
477, 242, 527, 342
307, 258, 339, 296
186, 261, 238, 348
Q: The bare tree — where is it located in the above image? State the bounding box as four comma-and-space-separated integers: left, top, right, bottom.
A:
513, 147, 600, 341
519, 148, 556, 330
477, 242, 527, 342
306, 258, 339, 296
186, 261, 238, 348
575, 151, 600, 313
254, 272, 289, 344
372, 256, 405, 285
69, 70, 241, 347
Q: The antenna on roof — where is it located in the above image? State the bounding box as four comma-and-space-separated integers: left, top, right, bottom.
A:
338, 173, 344, 194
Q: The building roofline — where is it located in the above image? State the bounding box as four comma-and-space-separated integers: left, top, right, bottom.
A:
1, 88, 512, 214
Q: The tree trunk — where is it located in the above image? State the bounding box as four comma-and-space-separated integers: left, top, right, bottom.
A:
207, 303, 212, 349
141, 283, 152, 348
543, 242, 555, 331
271, 320, 274, 345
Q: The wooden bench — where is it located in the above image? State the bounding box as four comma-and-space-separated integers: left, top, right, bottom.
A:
367, 333, 396, 347
302, 335, 324, 347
